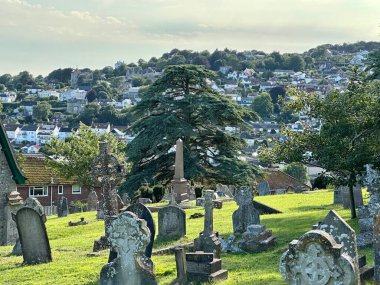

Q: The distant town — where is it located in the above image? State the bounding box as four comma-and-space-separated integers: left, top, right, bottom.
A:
0, 41, 378, 161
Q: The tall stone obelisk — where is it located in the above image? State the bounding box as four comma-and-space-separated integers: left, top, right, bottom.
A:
171, 139, 189, 203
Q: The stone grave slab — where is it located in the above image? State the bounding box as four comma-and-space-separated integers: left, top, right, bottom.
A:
158, 205, 186, 240
15, 207, 52, 264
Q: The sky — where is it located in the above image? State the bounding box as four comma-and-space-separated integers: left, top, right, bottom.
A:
0, 0, 379, 75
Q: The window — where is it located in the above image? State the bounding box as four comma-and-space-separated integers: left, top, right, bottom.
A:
58, 185, 63, 195
29, 186, 48, 197
72, 185, 81, 194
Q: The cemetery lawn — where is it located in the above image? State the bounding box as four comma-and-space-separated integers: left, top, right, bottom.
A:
0, 189, 371, 285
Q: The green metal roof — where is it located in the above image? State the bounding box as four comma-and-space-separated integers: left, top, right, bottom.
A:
0, 121, 26, 184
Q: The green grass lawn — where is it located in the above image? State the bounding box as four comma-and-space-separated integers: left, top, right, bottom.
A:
0, 189, 372, 285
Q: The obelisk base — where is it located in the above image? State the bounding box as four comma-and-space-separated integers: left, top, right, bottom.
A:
172, 178, 189, 203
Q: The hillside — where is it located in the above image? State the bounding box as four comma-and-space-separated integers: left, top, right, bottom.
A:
0, 189, 371, 285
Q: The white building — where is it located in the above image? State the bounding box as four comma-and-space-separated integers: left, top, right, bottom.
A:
60, 89, 87, 101
5, 125, 22, 141
36, 125, 59, 145
16, 125, 39, 144
37, 90, 60, 99
0, 92, 17, 103
91, 123, 110, 135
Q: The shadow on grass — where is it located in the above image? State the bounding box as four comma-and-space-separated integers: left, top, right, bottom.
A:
287, 204, 337, 212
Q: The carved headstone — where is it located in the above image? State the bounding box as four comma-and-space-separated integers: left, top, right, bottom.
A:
314, 210, 358, 264
100, 211, 157, 285
158, 205, 186, 240
126, 203, 156, 258
15, 207, 52, 264
257, 181, 270, 196
87, 190, 98, 211
57, 196, 69, 217
216, 183, 234, 198
194, 190, 221, 258
280, 230, 359, 285
232, 186, 260, 233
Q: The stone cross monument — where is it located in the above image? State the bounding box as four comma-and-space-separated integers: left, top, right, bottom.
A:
194, 190, 221, 258
90, 142, 124, 234
171, 139, 189, 203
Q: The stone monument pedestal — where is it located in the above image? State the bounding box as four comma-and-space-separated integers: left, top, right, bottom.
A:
186, 251, 228, 283
172, 178, 189, 203
238, 224, 276, 253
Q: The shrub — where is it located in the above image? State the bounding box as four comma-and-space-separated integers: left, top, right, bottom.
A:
152, 184, 165, 202
194, 185, 204, 198
138, 184, 153, 201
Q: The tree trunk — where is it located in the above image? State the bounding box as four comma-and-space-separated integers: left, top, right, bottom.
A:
349, 184, 356, 219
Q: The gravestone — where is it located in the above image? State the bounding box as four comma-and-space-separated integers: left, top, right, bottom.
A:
57, 196, 69, 217
87, 190, 98, 211
257, 181, 270, 196
357, 164, 380, 248
314, 210, 358, 264
126, 203, 156, 258
15, 207, 52, 264
280, 229, 359, 285
216, 183, 234, 198
194, 190, 221, 258
238, 224, 276, 253
342, 185, 363, 209
186, 252, 228, 283
333, 186, 343, 204
171, 139, 190, 203
100, 211, 157, 285
158, 205, 186, 240
232, 186, 260, 233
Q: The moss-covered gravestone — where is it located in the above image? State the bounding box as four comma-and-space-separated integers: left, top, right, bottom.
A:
100, 211, 156, 285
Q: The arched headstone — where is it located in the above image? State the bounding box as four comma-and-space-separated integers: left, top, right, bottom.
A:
232, 186, 260, 233
15, 207, 52, 264
126, 203, 155, 257
158, 205, 186, 239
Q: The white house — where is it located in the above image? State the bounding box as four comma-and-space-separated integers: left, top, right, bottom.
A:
36, 125, 59, 145
259, 82, 273, 92
91, 123, 110, 135
20, 101, 38, 116
4, 124, 22, 141
58, 127, 76, 141
116, 99, 132, 109
16, 125, 39, 144
0, 92, 17, 103
37, 90, 60, 99
60, 89, 87, 101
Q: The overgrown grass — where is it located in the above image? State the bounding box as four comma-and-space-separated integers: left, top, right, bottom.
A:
0, 189, 372, 284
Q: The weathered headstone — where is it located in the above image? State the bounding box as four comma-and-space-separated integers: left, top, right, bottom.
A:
194, 190, 221, 258
238, 224, 276, 253
216, 183, 234, 198
137, 197, 152, 205
158, 205, 186, 240
87, 190, 98, 211
280, 230, 359, 285
15, 207, 52, 264
342, 185, 363, 209
232, 186, 260, 233
100, 211, 157, 285
174, 247, 187, 284
171, 139, 190, 203
314, 210, 358, 262
57, 196, 69, 217
126, 203, 156, 258
186, 252, 228, 283
257, 181, 270, 196
333, 186, 343, 204
357, 164, 380, 248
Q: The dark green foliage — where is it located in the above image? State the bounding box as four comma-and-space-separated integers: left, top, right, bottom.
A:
138, 184, 154, 200
194, 185, 204, 198
124, 64, 259, 195
251, 93, 273, 119
152, 184, 166, 202
283, 162, 308, 184
47, 68, 73, 84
